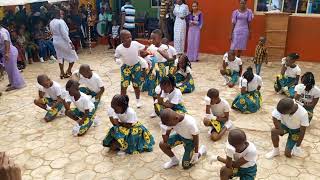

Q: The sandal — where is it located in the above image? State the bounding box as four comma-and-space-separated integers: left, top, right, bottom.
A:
63, 73, 71, 79
60, 73, 65, 79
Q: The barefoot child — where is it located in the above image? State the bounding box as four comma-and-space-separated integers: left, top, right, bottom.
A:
265, 98, 309, 159
203, 88, 233, 141
103, 94, 155, 155
174, 54, 195, 93
232, 67, 263, 113
294, 72, 320, 122
221, 50, 243, 88
274, 53, 301, 97
64, 80, 98, 136
72, 64, 105, 108
159, 108, 207, 169
34, 74, 65, 122
115, 30, 145, 108
154, 75, 187, 117
253, 36, 268, 75
212, 129, 257, 180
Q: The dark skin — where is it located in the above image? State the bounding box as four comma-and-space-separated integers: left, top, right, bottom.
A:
79, 65, 105, 101
34, 76, 63, 122
271, 102, 306, 158
157, 83, 175, 109
294, 80, 319, 109
159, 109, 200, 163
203, 94, 229, 141
281, 58, 300, 86
220, 51, 242, 88
176, 56, 191, 85
241, 78, 261, 94
219, 129, 249, 180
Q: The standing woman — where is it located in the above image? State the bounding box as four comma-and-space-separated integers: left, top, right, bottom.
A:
0, 24, 25, 91
186, 1, 203, 62
230, 0, 254, 58
50, 9, 78, 79
173, 0, 189, 55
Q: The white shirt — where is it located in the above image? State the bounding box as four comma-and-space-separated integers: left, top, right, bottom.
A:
161, 114, 199, 140
231, 141, 257, 168
285, 65, 301, 78
114, 107, 138, 124
296, 85, 320, 104
177, 66, 192, 78
70, 93, 95, 113
115, 41, 145, 66
239, 74, 263, 92
73, 70, 104, 93
272, 104, 309, 129
161, 88, 183, 105
223, 53, 242, 72
210, 98, 230, 117
38, 81, 62, 100
147, 44, 169, 63
167, 45, 177, 59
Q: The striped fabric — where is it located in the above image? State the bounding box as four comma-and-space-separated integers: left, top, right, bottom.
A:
160, 0, 169, 18
121, 4, 136, 29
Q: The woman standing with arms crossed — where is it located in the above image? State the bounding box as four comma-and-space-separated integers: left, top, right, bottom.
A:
230, 0, 254, 58
50, 9, 78, 79
173, 0, 189, 55
0, 24, 25, 92
186, 1, 203, 62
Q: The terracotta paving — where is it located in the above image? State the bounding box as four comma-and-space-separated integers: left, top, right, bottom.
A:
0, 46, 320, 180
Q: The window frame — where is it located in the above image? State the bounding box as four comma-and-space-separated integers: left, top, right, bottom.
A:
254, 0, 320, 17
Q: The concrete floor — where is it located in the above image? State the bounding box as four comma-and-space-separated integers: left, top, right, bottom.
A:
0, 46, 320, 180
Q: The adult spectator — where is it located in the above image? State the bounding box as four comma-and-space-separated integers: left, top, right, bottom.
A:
121, 0, 136, 39
173, 0, 189, 54
230, 0, 254, 58
160, 0, 170, 39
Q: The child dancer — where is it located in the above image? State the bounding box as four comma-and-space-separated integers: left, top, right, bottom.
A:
295, 72, 320, 122
203, 88, 233, 141
103, 94, 155, 155
154, 75, 187, 117
274, 53, 301, 97
265, 98, 309, 159
162, 38, 177, 75
159, 108, 207, 169
174, 54, 195, 94
72, 64, 105, 108
115, 30, 145, 108
211, 129, 257, 180
253, 36, 268, 75
34, 74, 64, 122
232, 67, 263, 113
64, 80, 98, 136
220, 50, 243, 88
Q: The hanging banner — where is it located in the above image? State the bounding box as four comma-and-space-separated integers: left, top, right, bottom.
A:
0, 0, 67, 6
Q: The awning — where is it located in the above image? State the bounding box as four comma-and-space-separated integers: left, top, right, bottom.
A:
0, 0, 67, 6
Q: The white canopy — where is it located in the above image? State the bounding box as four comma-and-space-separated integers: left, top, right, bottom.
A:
0, 0, 67, 6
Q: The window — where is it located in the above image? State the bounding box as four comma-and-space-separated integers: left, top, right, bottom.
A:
256, 0, 320, 15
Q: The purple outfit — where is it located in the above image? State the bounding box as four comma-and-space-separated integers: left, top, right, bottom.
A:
187, 12, 203, 62
230, 9, 253, 51
0, 27, 25, 89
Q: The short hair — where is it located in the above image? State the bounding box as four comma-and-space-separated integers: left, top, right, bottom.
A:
207, 88, 219, 98
66, 79, 80, 90
276, 98, 294, 114
287, 53, 300, 60
151, 29, 163, 38
37, 74, 49, 84
111, 94, 129, 112
228, 128, 247, 145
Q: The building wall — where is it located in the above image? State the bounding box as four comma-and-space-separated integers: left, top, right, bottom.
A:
132, 0, 158, 18
186, 0, 320, 61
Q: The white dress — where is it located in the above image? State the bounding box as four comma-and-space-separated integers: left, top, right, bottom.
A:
49, 18, 78, 63
173, 4, 189, 54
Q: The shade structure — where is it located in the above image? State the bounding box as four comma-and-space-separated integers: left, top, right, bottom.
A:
0, 0, 67, 6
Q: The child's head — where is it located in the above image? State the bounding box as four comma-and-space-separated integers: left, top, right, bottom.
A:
79, 64, 93, 79
150, 29, 163, 46
66, 79, 80, 97
301, 72, 315, 91
37, 74, 52, 88
285, 53, 299, 66
160, 75, 176, 93
160, 108, 180, 126
276, 98, 295, 115
120, 30, 132, 46
111, 94, 129, 114
178, 54, 191, 71
228, 129, 247, 151
207, 88, 220, 104
242, 67, 254, 82
258, 36, 266, 46
161, 38, 169, 46
228, 50, 236, 62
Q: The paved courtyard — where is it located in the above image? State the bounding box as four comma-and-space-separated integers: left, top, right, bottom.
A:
0, 46, 320, 180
